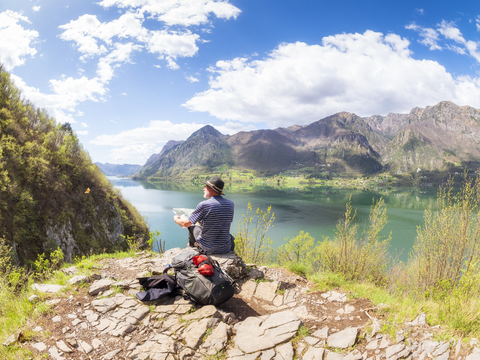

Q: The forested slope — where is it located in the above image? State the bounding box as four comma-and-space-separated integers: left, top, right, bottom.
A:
0, 65, 148, 264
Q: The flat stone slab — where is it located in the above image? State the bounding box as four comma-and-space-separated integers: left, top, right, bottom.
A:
68, 275, 90, 285
327, 327, 358, 348
321, 291, 347, 302
91, 298, 117, 313
254, 281, 279, 302
234, 310, 302, 354
31, 283, 65, 294
183, 305, 220, 321
304, 347, 325, 360
88, 279, 115, 296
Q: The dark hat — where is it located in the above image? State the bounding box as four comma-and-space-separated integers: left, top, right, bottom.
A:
204, 176, 225, 195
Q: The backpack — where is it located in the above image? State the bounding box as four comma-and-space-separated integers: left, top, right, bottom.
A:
135, 274, 179, 302
165, 249, 236, 306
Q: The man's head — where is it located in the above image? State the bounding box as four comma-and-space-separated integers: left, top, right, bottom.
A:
203, 176, 225, 198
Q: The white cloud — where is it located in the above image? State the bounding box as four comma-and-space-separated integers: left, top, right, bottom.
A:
32, 6, 41, 12
110, 143, 163, 162
186, 75, 199, 83
10, 73, 106, 123
91, 120, 205, 146
477, 16, 480, 32
0, 11, 39, 70
76, 130, 89, 135
184, 30, 480, 127
406, 23, 441, 50
98, 0, 241, 27
416, 9, 424, 15
94, 119, 256, 163
80, 122, 88, 127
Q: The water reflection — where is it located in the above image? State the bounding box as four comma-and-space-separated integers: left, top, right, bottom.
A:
109, 177, 436, 261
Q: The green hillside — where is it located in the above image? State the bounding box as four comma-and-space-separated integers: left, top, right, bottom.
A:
0, 65, 148, 264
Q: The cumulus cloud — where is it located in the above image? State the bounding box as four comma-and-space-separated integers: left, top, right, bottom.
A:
91, 119, 257, 162
76, 130, 89, 135
0, 11, 39, 70
406, 23, 441, 50
91, 120, 205, 146
10, 73, 107, 123
186, 75, 199, 83
184, 30, 480, 127
32, 6, 41, 12
98, 0, 241, 27
409, 20, 480, 64
80, 122, 88, 127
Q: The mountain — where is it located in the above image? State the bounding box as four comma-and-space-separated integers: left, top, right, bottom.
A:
135, 125, 233, 178
143, 140, 184, 167
95, 162, 142, 176
0, 65, 149, 264
135, 101, 480, 179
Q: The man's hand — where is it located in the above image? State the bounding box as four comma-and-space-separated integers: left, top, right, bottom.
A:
174, 215, 192, 228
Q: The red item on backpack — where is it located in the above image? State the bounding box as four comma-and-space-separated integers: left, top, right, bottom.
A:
197, 263, 214, 276
192, 255, 208, 266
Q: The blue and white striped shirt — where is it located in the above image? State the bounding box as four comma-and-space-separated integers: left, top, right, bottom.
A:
188, 196, 234, 254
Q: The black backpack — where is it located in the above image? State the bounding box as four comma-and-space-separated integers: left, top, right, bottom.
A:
165, 250, 236, 306
136, 274, 179, 302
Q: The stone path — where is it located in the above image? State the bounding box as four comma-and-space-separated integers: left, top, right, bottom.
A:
10, 248, 478, 360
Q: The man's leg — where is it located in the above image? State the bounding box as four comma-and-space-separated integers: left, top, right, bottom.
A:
187, 225, 202, 247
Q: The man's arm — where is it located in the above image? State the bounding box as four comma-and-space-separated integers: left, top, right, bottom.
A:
174, 215, 192, 228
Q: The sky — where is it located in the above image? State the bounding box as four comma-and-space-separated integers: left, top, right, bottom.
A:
1, 1, 480, 165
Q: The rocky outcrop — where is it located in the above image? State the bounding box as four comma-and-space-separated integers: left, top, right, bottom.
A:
16, 250, 477, 360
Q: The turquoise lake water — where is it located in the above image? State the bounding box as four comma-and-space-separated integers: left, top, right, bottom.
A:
109, 177, 437, 262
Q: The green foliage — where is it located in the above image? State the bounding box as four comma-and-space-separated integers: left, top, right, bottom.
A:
234, 202, 275, 264
312, 196, 391, 284
147, 229, 165, 254
34, 247, 64, 280
0, 63, 149, 264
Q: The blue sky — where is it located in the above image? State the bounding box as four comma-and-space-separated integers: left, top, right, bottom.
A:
1, 0, 480, 165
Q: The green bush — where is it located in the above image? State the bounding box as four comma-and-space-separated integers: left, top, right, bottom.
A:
234, 202, 275, 264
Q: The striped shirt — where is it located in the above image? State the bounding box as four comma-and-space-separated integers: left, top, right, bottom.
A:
188, 195, 234, 254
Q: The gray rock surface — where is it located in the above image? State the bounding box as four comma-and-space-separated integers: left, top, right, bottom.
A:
327, 327, 358, 348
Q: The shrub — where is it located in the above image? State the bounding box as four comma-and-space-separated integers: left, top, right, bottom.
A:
234, 202, 274, 264
315, 196, 391, 284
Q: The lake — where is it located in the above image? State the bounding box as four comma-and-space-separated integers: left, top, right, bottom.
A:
109, 177, 437, 262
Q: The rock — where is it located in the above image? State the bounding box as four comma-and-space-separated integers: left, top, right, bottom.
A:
202, 322, 231, 355
248, 268, 265, 280
254, 281, 279, 302
261, 349, 276, 360
432, 343, 449, 356
326, 351, 345, 360
321, 291, 347, 302
131, 305, 150, 320
62, 266, 78, 275
48, 346, 65, 360
407, 313, 427, 326
304, 336, 320, 346
371, 318, 382, 338
52, 315, 62, 323
327, 327, 358, 348
182, 318, 211, 349
88, 279, 115, 296
68, 275, 90, 285
234, 310, 302, 354
275, 342, 294, 360
379, 336, 390, 349
303, 347, 325, 360
91, 298, 117, 313
31, 283, 65, 294
79, 340, 93, 354
366, 339, 378, 350
435, 351, 450, 360
239, 281, 258, 300
56, 340, 73, 353
385, 343, 405, 359
466, 352, 480, 360
312, 326, 329, 339
103, 349, 122, 359
92, 338, 104, 349
28, 295, 39, 303
183, 305, 220, 321
31, 342, 47, 352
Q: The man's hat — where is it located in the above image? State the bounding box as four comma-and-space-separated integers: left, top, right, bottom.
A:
204, 176, 225, 195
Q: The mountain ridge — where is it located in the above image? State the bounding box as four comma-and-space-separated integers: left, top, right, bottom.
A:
135, 101, 480, 179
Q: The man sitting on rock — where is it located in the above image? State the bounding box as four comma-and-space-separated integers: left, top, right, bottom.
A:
174, 176, 234, 254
